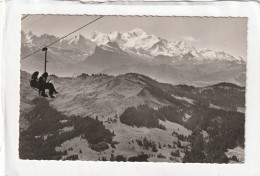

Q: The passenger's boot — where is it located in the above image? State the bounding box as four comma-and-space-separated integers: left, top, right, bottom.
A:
41, 93, 48, 97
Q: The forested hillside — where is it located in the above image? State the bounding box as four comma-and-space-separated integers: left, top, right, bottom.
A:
20, 71, 245, 163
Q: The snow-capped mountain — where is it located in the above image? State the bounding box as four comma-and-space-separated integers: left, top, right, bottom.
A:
88, 28, 245, 63
21, 29, 245, 63
59, 34, 96, 54
199, 48, 245, 63
89, 29, 188, 58
20, 29, 246, 86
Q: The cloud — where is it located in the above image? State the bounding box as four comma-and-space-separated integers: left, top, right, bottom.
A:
183, 36, 201, 43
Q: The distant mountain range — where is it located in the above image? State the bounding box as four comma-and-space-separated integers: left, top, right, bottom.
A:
21, 29, 246, 86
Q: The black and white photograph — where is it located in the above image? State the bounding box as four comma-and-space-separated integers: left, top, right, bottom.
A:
19, 15, 246, 163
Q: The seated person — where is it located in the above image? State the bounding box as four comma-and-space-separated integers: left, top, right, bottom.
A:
30, 71, 39, 88
39, 72, 58, 98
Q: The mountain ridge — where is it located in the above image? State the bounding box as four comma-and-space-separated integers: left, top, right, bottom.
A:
21, 29, 246, 86
22, 29, 245, 62
20, 70, 245, 163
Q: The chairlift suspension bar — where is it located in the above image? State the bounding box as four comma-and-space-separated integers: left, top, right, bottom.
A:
42, 47, 48, 72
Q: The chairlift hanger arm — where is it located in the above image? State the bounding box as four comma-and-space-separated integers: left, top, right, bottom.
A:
42, 47, 48, 51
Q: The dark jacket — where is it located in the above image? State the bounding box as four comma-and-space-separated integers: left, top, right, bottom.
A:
39, 76, 46, 88
30, 71, 39, 88
39, 72, 48, 94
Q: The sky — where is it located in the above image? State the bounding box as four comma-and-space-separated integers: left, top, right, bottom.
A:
21, 15, 247, 59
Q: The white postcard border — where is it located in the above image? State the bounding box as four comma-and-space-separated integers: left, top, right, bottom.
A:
3, 1, 260, 176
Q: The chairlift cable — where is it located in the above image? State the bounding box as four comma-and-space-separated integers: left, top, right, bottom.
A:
45, 16, 104, 49
23, 15, 47, 30
21, 15, 29, 20
21, 16, 104, 60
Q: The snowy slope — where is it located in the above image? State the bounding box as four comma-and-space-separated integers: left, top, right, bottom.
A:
200, 48, 245, 63
59, 34, 96, 56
